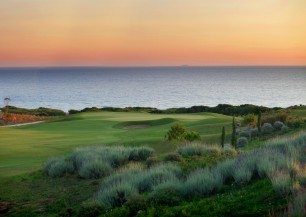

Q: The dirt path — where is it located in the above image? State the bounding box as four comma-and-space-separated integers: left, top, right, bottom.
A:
0, 121, 45, 128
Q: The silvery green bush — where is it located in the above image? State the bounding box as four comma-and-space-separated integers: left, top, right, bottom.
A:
237, 137, 248, 148
273, 121, 284, 131
262, 123, 274, 134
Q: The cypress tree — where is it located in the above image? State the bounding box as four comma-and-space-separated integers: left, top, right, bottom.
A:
231, 117, 237, 149
221, 126, 225, 148
257, 112, 262, 136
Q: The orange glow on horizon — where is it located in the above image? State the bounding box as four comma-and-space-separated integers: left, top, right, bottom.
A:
0, 0, 305, 66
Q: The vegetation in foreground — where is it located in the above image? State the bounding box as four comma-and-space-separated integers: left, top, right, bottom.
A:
0, 106, 305, 217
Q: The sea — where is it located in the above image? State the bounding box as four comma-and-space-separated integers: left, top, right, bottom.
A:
0, 66, 305, 112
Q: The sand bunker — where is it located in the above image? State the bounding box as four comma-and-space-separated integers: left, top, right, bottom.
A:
123, 124, 150, 129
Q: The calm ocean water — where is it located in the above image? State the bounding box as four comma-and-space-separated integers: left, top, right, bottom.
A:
0, 66, 305, 111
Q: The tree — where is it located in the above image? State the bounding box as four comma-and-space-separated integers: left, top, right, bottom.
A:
242, 114, 257, 127
165, 123, 187, 141
257, 112, 262, 136
221, 126, 225, 148
231, 117, 237, 149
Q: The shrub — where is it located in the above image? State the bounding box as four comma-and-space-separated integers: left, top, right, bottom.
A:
232, 164, 253, 184
214, 158, 235, 182
182, 168, 223, 198
273, 121, 284, 130
269, 171, 292, 195
243, 114, 257, 127
78, 200, 106, 217
148, 181, 183, 206
78, 161, 112, 179
281, 125, 289, 132
165, 124, 187, 141
96, 183, 138, 207
250, 128, 259, 137
124, 194, 148, 216
287, 119, 303, 128
289, 193, 306, 217
262, 112, 288, 124
164, 153, 182, 162
44, 158, 74, 177
132, 164, 182, 193
145, 157, 160, 168
183, 131, 201, 142
262, 123, 274, 134
237, 137, 248, 148
177, 144, 221, 157
128, 147, 154, 161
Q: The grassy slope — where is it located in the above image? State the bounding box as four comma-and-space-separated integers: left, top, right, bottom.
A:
0, 111, 232, 177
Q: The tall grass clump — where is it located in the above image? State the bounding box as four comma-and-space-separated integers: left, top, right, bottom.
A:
79, 161, 112, 179
44, 145, 154, 179
96, 182, 138, 207
269, 171, 293, 195
177, 144, 222, 157
43, 157, 74, 178
182, 168, 223, 198
132, 163, 183, 193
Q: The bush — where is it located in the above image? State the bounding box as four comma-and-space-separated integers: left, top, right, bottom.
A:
78, 161, 112, 179
124, 194, 148, 215
145, 157, 160, 168
177, 144, 221, 157
287, 119, 303, 128
262, 112, 288, 124
128, 147, 154, 161
243, 114, 257, 127
133, 164, 182, 193
281, 125, 289, 132
165, 124, 187, 141
182, 168, 223, 198
164, 153, 182, 162
269, 171, 292, 195
262, 123, 274, 134
183, 131, 201, 142
237, 137, 248, 148
96, 183, 138, 207
44, 158, 74, 177
273, 121, 284, 130
148, 181, 183, 206
78, 200, 106, 217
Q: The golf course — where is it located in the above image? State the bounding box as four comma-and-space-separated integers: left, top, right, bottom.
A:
0, 111, 232, 177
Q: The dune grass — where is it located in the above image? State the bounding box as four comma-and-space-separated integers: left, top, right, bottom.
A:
0, 111, 232, 177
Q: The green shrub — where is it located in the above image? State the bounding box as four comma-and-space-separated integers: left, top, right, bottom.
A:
44, 158, 74, 177
269, 171, 292, 195
182, 168, 223, 198
237, 137, 248, 148
124, 194, 148, 216
183, 131, 201, 142
165, 123, 187, 141
273, 121, 284, 130
177, 144, 221, 157
148, 181, 183, 206
132, 164, 182, 193
243, 114, 257, 127
97, 183, 138, 207
281, 125, 289, 132
78, 161, 112, 179
78, 200, 106, 217
128, 147, 155, 161
287, 119, 303, 128
163, 153, 182, 162
262, 123, 274, 134
145, 157, 160, 168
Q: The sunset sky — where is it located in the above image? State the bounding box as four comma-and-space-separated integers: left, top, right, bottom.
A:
0, 0, 305, 66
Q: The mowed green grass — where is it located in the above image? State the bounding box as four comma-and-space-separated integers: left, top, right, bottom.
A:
0, 111, 232, 177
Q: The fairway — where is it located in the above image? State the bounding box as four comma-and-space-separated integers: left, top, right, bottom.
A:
0, 111, 232, 177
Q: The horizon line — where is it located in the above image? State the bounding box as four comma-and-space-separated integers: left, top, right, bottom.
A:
1, 65, 306, 69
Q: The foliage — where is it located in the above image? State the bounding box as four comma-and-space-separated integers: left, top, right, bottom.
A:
273, 121, 284, 130
1, 113, 50, 125
165, 123, 187, 141
78, 200, 106, 217
257, 112, 262, 135
1, 106, 66, 116
237, 137, 248, 148
221, 126, 225, 148
262, 112, 288, 124
163, 153, 182, 162
124, 194, 148, 215
262, 123, 274, 134
183, 130, 201, 142
43, 158, 74, 178
231, 117, 237, 149
287, 119, 304, 128
78, 161, 112, 179
177, 144, 222, 157
243, 114, 257, 127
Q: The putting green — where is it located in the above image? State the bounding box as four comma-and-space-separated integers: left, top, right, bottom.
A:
0, 111, 233, 177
